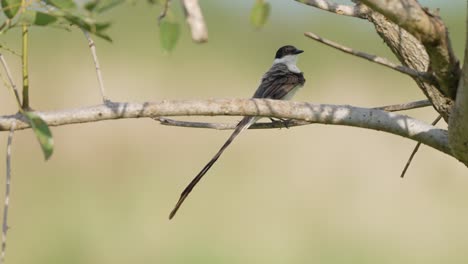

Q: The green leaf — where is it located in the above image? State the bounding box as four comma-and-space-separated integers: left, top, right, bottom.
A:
147, 0, 162, 4
34, 12, 58, 26
24, 112, 54, 160
44, 0, 77, 10
63, 14, 112, 41
1, 0, 21, 19
85, 0, 124, 13
250, 0, 270, 29
159, 20, 180, 53
84, 0, 98, 11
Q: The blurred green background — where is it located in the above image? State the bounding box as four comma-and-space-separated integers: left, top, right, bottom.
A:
0, 0, 467, 263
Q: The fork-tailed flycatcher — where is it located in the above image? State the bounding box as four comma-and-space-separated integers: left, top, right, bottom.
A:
169, 45, 306, 219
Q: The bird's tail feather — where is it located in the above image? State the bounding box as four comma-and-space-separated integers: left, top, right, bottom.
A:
169, 116, 257, 219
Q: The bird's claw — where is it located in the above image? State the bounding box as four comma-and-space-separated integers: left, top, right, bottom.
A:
269, 117, 292, 129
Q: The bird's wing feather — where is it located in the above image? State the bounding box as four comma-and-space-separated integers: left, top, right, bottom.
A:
169, 116, 257, 219
253, 63, 305, 99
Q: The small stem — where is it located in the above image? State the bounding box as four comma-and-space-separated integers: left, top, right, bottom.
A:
0, 54, 22, 109
82, 30, 109, 103
21, 24, 29, 109
373, 99, 431, 112
304, 32, 436, 83
158, 0, 171, 25
296, 0, 368, 18
0, 122, 15, 264
400, 115, 443, 178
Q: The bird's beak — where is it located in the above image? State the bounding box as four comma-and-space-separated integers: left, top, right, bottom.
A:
293, 49, 304, 54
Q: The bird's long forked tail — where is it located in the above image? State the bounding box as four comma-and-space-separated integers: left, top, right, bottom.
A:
169, 116, 257, 219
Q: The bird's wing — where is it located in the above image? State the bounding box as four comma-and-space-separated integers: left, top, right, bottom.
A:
253, 64, 306, 99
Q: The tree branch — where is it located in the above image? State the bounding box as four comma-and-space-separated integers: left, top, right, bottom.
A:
448, 1, 468, 163
0, 54, 21, 109
158, 0, 171, 24
156, 99, 432, 129
299, 0, 455, 120
359, 0, 437, 42
0, 99, 453, 161
295, 0, 368, 18
82, 30, 109, 103
359, 0, 460, 99
304, 31, 435, 83
21, 24, 29, 109
373, 99, 431, 111
400, 115, 442, 178
365, 9, 453, 121
1, 122, 14, 264
181, 0, 208, 43
155, 117, 310, 130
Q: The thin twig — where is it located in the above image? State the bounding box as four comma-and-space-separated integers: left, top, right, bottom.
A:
373, 99, 431, 112
0, 44, 19, 57
400, 115, 442, 178
158, 0, 171, 24
82, 30, 109, 103
296, 0, 368, 18
304, 32, 436, 83
0, 54, 22, 109
155, 99, 433, 130
181, 0, 208, 43
155, 117, 310, 130
1, 122, 15, 264
21, 24, 29, 109
0, 19, 11, 33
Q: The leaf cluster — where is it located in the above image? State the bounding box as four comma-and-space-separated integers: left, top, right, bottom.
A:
0, 0, 126, 41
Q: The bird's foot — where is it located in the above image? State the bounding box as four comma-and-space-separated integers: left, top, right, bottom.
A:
269, 117, 292, 129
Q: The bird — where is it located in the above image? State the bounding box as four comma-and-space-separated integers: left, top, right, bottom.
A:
169, 45, 306, 219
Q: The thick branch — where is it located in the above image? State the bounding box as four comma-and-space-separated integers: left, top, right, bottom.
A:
365, 10, 454, 121
448, 2, 468, 162
155, 117, 308, 130
296, 0, 367, 18
360, 0, 460, 99
359, 0, 437, 42
0, 99, 452, 160
156, 99, 432, 129
300, 0, 455, 121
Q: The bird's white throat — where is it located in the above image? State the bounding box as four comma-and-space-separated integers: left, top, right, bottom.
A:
273, 54, 301, 73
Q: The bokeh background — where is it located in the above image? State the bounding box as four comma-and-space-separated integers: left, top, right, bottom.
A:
0, 0, 467, 263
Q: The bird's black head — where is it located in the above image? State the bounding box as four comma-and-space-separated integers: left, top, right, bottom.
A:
274, 45, 304, 59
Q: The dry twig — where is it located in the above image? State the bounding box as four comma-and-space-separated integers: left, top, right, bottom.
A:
0, 54, 21, 108
304, 32, 436, 83
83, 30, 109, 103
400, 115, 442, 178
1, 122, 15, 264
296, 0, 368, 18
373, 100, 431, 112
158, 0, 171, 24
181, 0, 208, 42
